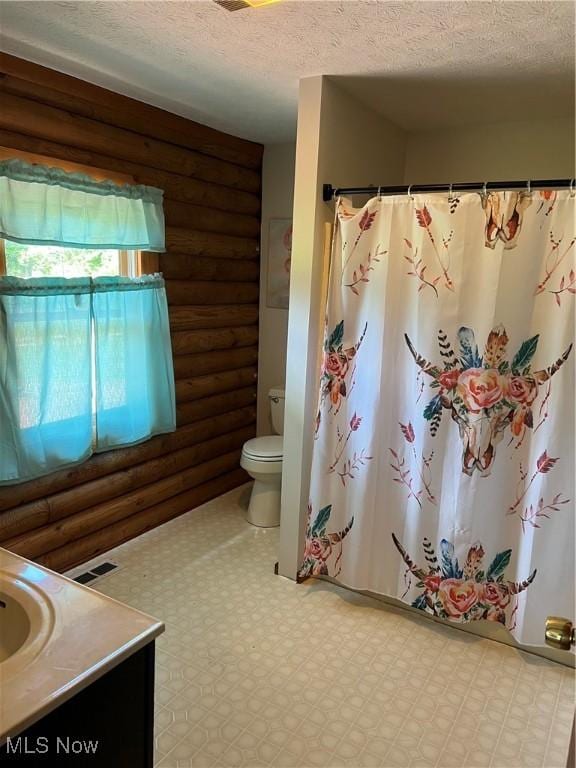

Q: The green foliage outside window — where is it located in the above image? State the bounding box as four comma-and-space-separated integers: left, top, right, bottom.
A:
5, 241, 120, 278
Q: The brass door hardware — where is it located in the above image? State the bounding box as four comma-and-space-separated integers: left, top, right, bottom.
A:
545, 616, 575, 651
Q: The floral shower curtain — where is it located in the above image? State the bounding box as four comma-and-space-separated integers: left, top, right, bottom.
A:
300, 189, 575, 647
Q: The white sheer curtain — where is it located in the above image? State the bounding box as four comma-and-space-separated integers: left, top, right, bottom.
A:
93, 276, 176, 452
301, 189, 575, 647
0, 279, 93, 483
0, 276, 176, 485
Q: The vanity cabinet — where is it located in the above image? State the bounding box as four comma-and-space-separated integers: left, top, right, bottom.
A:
1, 642, 156, 767
0, 548, 164, 768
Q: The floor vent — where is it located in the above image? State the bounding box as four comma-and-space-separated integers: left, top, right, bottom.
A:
213, 0, 250, 10
69, 560, 120, 586
74, 571, 99, 585
213, 0, 281, 10
90, 561, 118, 576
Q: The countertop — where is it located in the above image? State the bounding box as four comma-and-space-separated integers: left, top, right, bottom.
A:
0, 547, 164, 743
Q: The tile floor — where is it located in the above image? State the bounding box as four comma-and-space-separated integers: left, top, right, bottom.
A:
92, 484, 575, 768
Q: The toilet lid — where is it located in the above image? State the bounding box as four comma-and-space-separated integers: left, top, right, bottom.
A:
243, 436, 283, 460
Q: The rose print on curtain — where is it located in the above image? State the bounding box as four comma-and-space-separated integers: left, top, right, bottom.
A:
405, 325, 572, 475
315, 320, 367, 436
298, 503, 354, 579
391, 534, 536, 628
303, 189, 575, 647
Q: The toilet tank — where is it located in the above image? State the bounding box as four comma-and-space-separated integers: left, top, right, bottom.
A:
268, 387, 285, 435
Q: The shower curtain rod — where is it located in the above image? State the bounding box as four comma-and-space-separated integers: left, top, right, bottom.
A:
322, 178, 573, 202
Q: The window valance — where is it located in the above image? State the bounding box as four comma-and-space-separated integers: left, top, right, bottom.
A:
0, 158, 165, 251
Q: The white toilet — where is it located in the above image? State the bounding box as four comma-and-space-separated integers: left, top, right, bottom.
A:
240, 387, 285, 527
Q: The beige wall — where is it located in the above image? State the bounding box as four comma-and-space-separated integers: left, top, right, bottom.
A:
315, 76, 408, 190
404, 116, 575, 182
257, 143, 296, 435
278, 77, 407, 579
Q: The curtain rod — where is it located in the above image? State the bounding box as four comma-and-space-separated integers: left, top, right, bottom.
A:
322, 179, 574, 202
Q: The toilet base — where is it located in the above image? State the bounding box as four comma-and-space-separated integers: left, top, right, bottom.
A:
246, 476, 281, 527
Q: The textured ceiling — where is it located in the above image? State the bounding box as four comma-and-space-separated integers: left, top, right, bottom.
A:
0, 1, 574, 143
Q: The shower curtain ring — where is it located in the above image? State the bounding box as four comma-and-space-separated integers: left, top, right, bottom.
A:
526, 179, 531, 194
377, 186, 382, 200
482, 181, 488, 196
570, 179, 575, 196
448, 183, 453, 200
407, 184, 413, 198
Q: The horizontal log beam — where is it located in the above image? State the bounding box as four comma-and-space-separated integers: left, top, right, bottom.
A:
163, 199, 259, 239
0, 55, 262, 170
177, 387, 257, 426
171, 326, 259, 356
165, 227, 258, 260
173, 346, 258, 379
0, 92, 260, 194
35, 467, 248, 572
168, 305, 259, 332
161, 254, 259, 283
0, 129, 260, 216
175, 367, 257, 403
166, 280, 259, 306
0, 406, 255, 520
4, 434, 251, 558
1, 428, 253, 551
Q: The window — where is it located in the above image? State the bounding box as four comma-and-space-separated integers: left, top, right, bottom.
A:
0, 154, 173, 485
0, 239, 141, 436
0, 239, 145, 279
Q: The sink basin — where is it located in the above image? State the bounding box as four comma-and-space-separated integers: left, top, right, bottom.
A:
0, 568, 55, 679
1, 548, 163, 745
0, 588, 30, 661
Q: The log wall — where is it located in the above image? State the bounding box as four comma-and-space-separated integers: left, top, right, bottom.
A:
0, 53, 262, 571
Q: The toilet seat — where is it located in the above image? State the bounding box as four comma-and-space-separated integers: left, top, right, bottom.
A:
242, 436, 283, 461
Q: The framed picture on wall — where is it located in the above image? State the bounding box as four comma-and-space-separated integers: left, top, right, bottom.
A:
266, 218, 292, 309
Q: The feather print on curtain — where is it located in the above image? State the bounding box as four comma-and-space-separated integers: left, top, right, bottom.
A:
300, 189, 575, 646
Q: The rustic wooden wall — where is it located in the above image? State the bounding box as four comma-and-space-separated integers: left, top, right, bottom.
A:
0, 53, 262, 571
